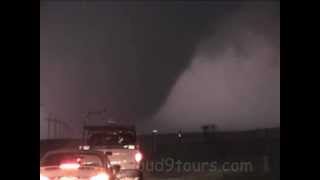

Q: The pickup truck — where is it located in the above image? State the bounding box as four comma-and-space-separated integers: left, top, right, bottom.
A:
81, 125, 143, 180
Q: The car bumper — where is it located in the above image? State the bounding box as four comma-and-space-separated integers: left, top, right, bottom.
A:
116, 169, 142, 179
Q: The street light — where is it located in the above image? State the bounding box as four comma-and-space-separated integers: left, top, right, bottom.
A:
152, 129, 158, 156
177, 129, 183, 143
152, 129, 158, 134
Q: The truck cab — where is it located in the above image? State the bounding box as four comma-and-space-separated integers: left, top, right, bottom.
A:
82, 125, 143, 180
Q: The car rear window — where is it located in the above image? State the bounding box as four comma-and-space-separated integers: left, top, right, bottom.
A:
41, 153, 103, 167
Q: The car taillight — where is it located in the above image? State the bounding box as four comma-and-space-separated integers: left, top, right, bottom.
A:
134, 152, 143, 162
59, 163, 80, 170
90, 173, 109, 180
40, 174, 49, 180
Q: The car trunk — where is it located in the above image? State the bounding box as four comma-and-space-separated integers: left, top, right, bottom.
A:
94, 147, 140, 170
41, 166, 104, 179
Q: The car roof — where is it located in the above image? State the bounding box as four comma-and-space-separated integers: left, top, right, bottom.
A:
43, 149, 104, 154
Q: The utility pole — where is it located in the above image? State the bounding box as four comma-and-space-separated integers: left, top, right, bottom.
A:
47, 116, 68, 139
47, 113, 52, 139
54, 117, 57, 139
58, 121, 61, 139
42, 104, 72, 140
82, 112, 89, 144
60, 122, 63, 138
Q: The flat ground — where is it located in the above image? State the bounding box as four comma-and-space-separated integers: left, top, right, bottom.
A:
144, 172, 274, 180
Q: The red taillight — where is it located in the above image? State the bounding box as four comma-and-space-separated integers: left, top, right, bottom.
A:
134, 152, 143, 162
59, 163, 80, 170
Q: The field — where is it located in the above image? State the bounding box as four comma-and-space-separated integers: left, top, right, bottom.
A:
139, 128, 279, 180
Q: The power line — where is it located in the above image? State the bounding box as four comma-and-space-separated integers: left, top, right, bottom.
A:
45, 114, 73, 139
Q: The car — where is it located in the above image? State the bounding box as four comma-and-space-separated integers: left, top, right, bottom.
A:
40, 149, 116, 180
82, 125, 143, 180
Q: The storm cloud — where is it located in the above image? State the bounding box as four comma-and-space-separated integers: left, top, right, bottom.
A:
139, 3, 280, 133
41, 2, 279, 137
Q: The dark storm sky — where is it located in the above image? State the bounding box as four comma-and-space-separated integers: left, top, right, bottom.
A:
40, 2, 280, 136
